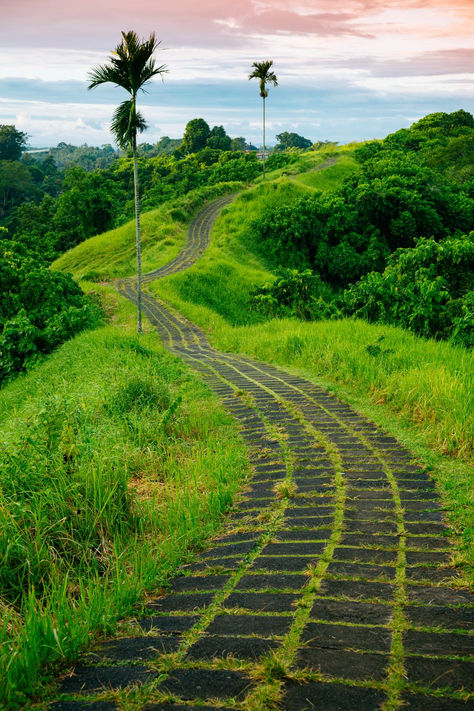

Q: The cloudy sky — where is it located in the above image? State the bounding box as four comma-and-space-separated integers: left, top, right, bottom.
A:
1, 0, 473, 148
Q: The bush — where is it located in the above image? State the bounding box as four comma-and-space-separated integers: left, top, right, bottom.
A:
250, 268, 337, 321
341, 234, 474, 345
0, 241, 102, 384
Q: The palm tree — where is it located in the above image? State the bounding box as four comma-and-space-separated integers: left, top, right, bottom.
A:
88, 31, 167, 333
248, 60, 278, 180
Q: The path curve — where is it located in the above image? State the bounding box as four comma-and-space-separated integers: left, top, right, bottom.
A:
53, 196, 473, 711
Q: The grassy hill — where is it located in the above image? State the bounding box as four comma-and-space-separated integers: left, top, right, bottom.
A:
1, 134, 472, 706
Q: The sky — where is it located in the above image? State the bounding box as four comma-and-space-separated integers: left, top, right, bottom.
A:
0, 0, 473, 148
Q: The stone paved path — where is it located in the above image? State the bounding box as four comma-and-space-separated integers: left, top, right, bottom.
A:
51, 197, 473, 711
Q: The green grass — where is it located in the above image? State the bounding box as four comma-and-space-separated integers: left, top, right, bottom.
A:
0, 286, 250, 708
292, 152, 359, 190
52, 181, 244, 282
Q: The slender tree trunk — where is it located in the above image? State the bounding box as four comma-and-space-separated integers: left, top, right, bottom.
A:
132, 135, 142, 334
262, 96, 266, 180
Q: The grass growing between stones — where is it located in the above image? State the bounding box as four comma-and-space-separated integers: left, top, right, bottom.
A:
0, 290, 250, 709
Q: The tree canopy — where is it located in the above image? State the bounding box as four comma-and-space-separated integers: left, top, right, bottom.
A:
0, 125, 28, 161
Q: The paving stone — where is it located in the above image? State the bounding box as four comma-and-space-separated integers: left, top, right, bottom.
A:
406, 586, 473, 606
158, 668, 252, 701
224, 592, 297, 612
404, 629, 474, 657
94, 636, 179, 661
276, 529, 332, 541
405, 567, 461, 584
59, 666, 157, 694
339, 533, 399, 548
49, 704, 117, 711
319, 579, 395, 601
310, 599, 392, 625
294, 477, 334, 488
282, 680, 386, 710
405, 511, 444, 522
214, 530, 264, 544
346, 491, 393, 500
296, 647, 389, 680
200, 541, 256, 558
144, 705, 235, 711
287, 516, 334, 528
333, 546, 397, 564
233, 498, 272, 511
301, 622, 392, 652
327, 561, 396, 580
285, 505, 335, 517
183, 558, 241, 573
206, 614, 292, 637
168, 575, 230, 593
251, 555, 315, 572
406, 551, 453, 565
344, 521, 398, 534
138, 615, 198, 633
261, 542, 325, 557
401, 693, 473, 710
186, 634, 277, 660
405, 655, 474, 691
401, 492, 439, 501
406, 606, 474, 631
236, 573, 308, 591
147, 593, 214, 612
406, 524, 450, 536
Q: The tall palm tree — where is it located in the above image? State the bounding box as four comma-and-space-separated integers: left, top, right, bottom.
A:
248, 60, 278, 180
88, 31, 167, 333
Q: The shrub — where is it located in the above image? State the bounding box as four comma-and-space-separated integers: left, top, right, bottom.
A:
341, 234, 474, 345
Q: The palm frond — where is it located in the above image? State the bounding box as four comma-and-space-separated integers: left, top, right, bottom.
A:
110, 99, 147, 149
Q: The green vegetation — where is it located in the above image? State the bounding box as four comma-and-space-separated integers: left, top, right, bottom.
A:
0, 241, 101, 385
1, 109, 473, 707
0, 291, 249, 708
53, 182, 244, 281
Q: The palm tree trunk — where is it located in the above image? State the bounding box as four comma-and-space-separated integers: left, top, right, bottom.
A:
132, 136, 143, 334
262, 96, 266, 180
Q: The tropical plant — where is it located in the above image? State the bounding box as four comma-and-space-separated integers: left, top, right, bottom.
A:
248, 60, 278, 179
88, 30, 167, 332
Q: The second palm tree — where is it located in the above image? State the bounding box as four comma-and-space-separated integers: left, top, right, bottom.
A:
249, 60, 278, 180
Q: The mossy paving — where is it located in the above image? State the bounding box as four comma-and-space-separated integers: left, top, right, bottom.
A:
49, 198, 473, 711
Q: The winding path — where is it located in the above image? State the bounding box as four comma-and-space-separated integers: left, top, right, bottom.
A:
53, 196, 473, 711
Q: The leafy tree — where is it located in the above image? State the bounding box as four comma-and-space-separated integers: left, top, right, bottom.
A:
0, 160, 35, 218
181, 118, 211, 155
275, 131, 312, 150
248, 60, 278, 179
0, 125, 28, 161
88, 30, 167, 333
230, 136, 248, 152
207, 125, 231, 151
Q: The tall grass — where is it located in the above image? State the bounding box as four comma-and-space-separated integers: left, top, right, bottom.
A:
52, 181, 245, 282
0, 293, 249, 708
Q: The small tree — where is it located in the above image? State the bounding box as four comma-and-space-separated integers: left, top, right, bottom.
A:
88, 31, 167, 333
248, 60, 278, 179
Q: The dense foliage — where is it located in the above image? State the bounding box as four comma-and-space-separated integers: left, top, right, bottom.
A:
0, 241, 101, 384
341, 234, 474, 346
4, 127, 261, 261
248, 110, 474, 346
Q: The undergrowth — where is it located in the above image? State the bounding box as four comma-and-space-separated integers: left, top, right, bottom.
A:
0, 292, 249, 708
